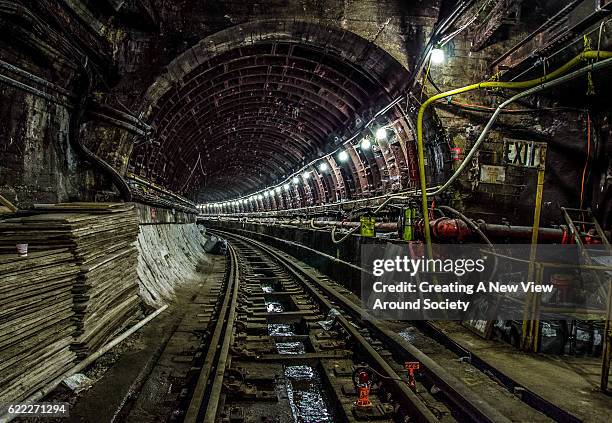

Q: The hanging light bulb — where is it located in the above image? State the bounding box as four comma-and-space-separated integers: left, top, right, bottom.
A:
283, 183, 290, 191
257, 194, 263, 200
430, 46, 445, 64
319, 162, 329, 172
375, 127, 387, 140
338, 150, 349, 162
302, 171, 310, 180
275, 186, 282, 193
292, 176, 299, 184
360, 138, 371, 150
263, 191, 269, 197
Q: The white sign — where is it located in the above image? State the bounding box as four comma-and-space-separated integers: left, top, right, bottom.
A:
480, 165, 506, 184
504, 140, 546, 168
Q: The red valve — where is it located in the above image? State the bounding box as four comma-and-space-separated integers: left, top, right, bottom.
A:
357, 370, 369, 385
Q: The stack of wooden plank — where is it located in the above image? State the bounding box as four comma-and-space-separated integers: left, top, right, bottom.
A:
0, 203, 141, 360
0, 249, 78, 404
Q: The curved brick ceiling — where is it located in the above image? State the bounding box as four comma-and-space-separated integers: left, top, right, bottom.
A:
130, 21, 412, 203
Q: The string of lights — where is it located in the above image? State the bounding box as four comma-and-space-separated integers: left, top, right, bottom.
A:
201, 47, 447, 213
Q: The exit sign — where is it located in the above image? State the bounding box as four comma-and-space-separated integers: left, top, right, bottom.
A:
503, 140, 546, 168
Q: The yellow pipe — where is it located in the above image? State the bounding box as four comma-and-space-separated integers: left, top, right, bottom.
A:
416, 50, 612, 256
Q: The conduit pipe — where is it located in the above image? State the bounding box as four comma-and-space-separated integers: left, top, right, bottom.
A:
0, 305, 168, 423
416, 50, 612, 255
0, 59, 75, 98
69, 70, 133, 202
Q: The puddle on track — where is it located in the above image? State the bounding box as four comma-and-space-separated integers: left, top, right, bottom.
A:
266, 301, 334, 422
398, 326, 418, 344
276, 341, 306, 355
268, 323, 295, 337
266, 301, 284, 313
284, 365, 334, 423
261, 284, 275, 293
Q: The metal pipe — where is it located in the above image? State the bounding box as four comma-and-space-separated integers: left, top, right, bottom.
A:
330, 193, 411, 244
0, 305, 168, 423
0, 59, 75, 97
490, 0, 583, 68
304, 220, 399, 231
69, 69, 133, 202
207, 217, 570, 242
90, 102, 152, 131
128, 173, 196, 208
0, 73, 71, 107
87, 111, 148, 136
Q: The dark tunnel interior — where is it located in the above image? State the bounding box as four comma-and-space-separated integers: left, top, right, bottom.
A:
1, 1, 612, 422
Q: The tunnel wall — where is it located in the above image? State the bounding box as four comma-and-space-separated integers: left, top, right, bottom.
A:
0, 87, 87, 206
135, 204, 207, 307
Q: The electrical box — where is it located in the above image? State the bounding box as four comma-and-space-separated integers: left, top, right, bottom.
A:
360, 216, 376, 237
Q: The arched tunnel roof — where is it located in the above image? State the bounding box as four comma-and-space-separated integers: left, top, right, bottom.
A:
130, 20, 411, 203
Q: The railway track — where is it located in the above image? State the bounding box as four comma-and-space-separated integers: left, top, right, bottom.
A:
180, 230, 552, 423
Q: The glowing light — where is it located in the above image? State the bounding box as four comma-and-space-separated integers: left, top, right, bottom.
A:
302, 171, 310, 179
360, 138, 371, 150
338, 150, 349, 162
292, 176, 300, 184
264, 191, 269, 197
431, 47, 445, 64
283, 183, 291, 191
319, 162, 329, 172
375, 127, 387, 140
275, 186, 282, 193
257, 194, 263, 200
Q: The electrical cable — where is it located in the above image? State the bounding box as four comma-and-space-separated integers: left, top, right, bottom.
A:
438, 205, 498, 279
438, 0, 494, 46
427, 66, 585, 114
580, 112, 591, 209
415, 51, 612, 256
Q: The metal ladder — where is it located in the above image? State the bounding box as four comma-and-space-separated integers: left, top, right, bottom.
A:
561, 207, 611, 392
561, 207, 610, 249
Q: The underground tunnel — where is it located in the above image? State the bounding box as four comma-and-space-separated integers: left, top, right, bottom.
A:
1, 0, 612, 422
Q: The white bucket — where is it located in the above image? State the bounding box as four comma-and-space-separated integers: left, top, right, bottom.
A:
16, 243, 28, 257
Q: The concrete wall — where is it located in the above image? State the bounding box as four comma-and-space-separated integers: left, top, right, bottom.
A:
135, 204, 208, 307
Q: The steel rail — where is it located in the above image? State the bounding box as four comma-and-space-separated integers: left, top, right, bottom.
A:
217, 230, 511, 423
184, 244, 240, 422
219, 225, 586, 422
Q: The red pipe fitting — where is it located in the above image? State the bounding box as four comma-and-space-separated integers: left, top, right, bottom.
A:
430, 217, 472, 241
